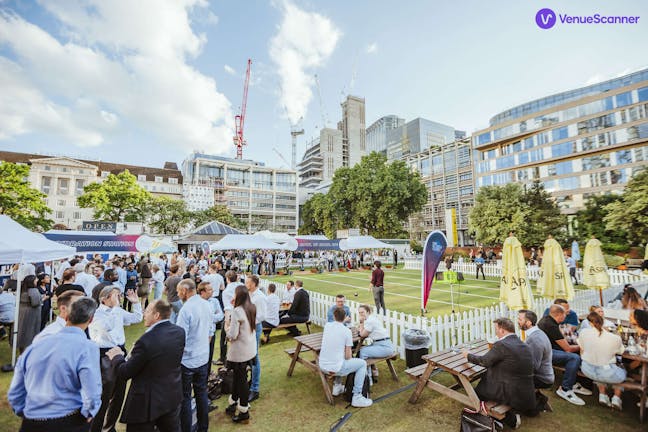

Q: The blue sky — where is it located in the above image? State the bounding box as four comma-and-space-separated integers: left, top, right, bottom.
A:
1, 0, 647, 170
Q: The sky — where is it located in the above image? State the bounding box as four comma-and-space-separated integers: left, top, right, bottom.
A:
1, 0, 648, 171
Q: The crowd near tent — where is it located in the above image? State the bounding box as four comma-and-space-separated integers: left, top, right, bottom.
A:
0, 216, 76, 366
176, 220, 244, 251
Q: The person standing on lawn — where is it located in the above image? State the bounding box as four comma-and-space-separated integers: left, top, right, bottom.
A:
369, 261, 386, 315
246, 275, 266, 403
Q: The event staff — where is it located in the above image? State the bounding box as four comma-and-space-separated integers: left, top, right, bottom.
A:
8, 298, 102, 432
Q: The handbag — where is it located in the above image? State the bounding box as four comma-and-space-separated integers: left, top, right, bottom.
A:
460, 402, 503, 432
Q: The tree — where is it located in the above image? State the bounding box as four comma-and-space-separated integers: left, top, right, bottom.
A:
604, 169, 648, 244
146, 196, 191, 234
521, 180, 568, 247
300, 152, 427, 238
573, 194, 626, 248
191, 205, 246, 231
0, 162, 53, 231
78, 170, 150, 222
468, 181, 566, 247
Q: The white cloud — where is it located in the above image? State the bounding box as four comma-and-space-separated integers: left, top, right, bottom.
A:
0, 2, 233, 154
269, 0, 341, 124
224, 64, 236, 75
366, 42, 378, 54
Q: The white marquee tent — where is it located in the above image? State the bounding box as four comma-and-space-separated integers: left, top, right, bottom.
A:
0, 215, 76, 366
254, 231, 298, 250
210, 234, 286, 251
339, 235, 392, 251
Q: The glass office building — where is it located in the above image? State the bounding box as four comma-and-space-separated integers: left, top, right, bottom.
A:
473, 68, 648, 214
386, 117, 464, 161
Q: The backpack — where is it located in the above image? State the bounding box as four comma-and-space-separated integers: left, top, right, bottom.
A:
207, 368, 233, 399
343, 372, 370, 405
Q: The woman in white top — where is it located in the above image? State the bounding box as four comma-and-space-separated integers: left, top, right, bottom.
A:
357, 304, 395, 383
151, 265, 165, 300
578, 311, 626, 410
579, 305, 616, 331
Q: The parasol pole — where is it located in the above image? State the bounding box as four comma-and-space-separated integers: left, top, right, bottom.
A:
599, 287, 604, 307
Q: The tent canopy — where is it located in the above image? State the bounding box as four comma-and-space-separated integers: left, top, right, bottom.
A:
254, 231, 297, 251
339, 235, 392, 251
210, 234, 286, 251
0, 215, 76, 264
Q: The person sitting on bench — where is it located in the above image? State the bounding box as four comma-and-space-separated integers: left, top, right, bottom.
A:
358, 304, 395, 384
262, 284, 280, 343
462, 318, 537, 429
518, 309, 554, 412
319, 307, 372, 408
327, 295, 351, 325
279, 280, 309, 337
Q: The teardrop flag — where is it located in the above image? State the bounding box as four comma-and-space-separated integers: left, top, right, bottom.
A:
421, 230, 448, 312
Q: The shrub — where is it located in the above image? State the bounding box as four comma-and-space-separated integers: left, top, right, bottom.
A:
410, 240, 423, 254
604, 254, 624, 268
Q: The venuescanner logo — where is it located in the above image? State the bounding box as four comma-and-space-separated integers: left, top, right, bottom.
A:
536, 8, 640, 29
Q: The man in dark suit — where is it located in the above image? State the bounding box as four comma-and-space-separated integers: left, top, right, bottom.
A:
106, 299, 186, 432
279, 280, 310, 336
463, 318, 537, 429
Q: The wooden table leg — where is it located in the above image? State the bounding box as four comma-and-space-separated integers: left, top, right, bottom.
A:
319, 371, 335, 405
640, 362, 647, 423
457, 374, 481, 411
386, 358, 399, 381
287, 342, 302, 377
409, 362, 436, 403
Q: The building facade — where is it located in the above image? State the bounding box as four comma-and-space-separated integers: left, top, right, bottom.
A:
386, 118, 463, 162
366, 115, 405, 155
407, 138, 475, 245
338, 95, 367, 167
473, 68, 648, 214
297, 128, 344, 189
182, 153, 298, 234
0, 151, 183, 230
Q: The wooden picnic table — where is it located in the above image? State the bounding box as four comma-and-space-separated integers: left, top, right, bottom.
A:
409, 339, 491, 412
286, 329, 361, 404
621, 350, 648, 423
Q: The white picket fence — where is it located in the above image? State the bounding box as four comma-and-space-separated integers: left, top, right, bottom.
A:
258, 277, 642, 360
403, 258, 648, 285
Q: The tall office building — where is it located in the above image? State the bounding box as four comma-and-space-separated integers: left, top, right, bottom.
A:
366, 115, 405, 155
182, 153, 298, 233
297, 128, 344, 189
338, 95, 367, 167
386, 118, 461, 161
473, 68, 648, 214
406, 138, 475, 245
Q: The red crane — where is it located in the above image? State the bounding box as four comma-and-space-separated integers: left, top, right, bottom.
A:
233, 58, 251, 159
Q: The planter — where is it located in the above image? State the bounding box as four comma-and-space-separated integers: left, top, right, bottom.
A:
338, 268, 346, 272
309, 268, 318, 273
277, 270, 286, 276
385, 265, 393, 269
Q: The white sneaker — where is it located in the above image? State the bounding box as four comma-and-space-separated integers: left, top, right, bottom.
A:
513, 414, 522, 430
351, 394, 373, 408
598, 394, 611, 407
332, 383, 345, 397
557, 388, 585, 406
636, 399, 648, 408
573, 383, 593, 396
611, 395, 622, 411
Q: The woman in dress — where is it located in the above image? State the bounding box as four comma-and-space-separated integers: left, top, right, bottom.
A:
225, 285, 257, 424
37, 273, 52, 330
16, 275, 42, 353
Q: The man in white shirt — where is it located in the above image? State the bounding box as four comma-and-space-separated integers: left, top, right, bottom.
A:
33, 290, 84, 343
201, 264, 225, 298
262, 283, 281, 343
319, 308, 372, 408
176, 278, 213, 432
74, 263, 100, 297
54, 258, 71, 283
89, 286, 142, 432
247, 275, 266, 402
282, 280, 295, 308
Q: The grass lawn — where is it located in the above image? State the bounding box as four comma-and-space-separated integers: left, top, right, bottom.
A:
0, 269, 638, 431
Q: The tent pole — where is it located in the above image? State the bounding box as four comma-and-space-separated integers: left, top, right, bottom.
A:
599, 287, 604, 307
11, 263, 25, 367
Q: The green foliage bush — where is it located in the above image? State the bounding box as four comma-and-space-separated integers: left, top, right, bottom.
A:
604, 254, 624, 268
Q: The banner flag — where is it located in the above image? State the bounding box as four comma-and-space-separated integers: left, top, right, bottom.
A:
421, 230, 447, 311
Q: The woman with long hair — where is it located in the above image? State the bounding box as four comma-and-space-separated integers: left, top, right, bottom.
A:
37, 273, 52, 330
225, 284, 257, 424
16, 275, 42, 353
621, 287, 647, 310
578, 312, 626, 410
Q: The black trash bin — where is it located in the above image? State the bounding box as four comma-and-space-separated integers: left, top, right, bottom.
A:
402, 329, 431, 368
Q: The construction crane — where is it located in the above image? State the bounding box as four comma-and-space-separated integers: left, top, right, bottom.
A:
233, 59, 251, 159
272, 147, 291, 168
314, 74, 329, 128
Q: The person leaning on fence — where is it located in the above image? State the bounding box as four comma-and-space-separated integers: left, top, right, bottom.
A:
369, 261, 386, 315
462, 317, 537, 429
517, 309, 554, 412
357, 304, 395, 385
319, 307, 373, 408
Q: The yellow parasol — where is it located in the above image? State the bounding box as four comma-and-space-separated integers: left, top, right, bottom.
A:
500, 235, 534, 310
537, 237, 575, 300
583, 237, 610, 305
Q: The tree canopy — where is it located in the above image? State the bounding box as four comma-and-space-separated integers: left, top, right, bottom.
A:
299, 152, 427, 238
146, 196, 191, 234
604, 169, 648, 244
78, 170, 150, 222
573, 194, 626, 248
0, 162, 53, 231
468, 180, 567, 247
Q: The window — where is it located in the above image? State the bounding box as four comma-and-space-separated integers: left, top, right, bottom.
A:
226, 169, 249, 187
616, 91, 632, 108
101, 171, 110, 178
76, 169, 84, 175
253, 172, 273, 190
582, 154, 611, 170
41, 176, 51, 193
169, 177, 178, 184
495, 155, 514, 170
75, 179, 85, 196
60, 167, 68, 173
558, 176, 579, 190
555, 161, 573, 175
638, 86, 648, 102
552, 141, 573, 158
552, 126, 569, 142
478, 132, 491, 145
73, 211, 82, 220
616, 150, 632, 164
44, 165, 51, 171
138, 174, 147, 182
55, 211, 64, 219
610, 169, 627, 184
154, 176, 163, 183
57, 178, 69, 195
57, 199, 66, 206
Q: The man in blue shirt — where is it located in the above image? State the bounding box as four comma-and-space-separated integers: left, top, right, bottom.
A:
176, 278, 213, 432
542, 298, 579, 328
8, 297, 102, 432
327, 294, 352, 325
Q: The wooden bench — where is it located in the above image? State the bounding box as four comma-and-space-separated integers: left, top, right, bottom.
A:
365, 353, 400, 381
554, 365, 644, 392
264, 321, 312, 335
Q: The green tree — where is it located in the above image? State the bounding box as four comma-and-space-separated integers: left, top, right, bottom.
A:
573, 194, 626, 248
146, 196, 191, 234
78, 170, 151, 222
604, 169, 648, 244
191, 205, 246, 231
468, 183, 528, 246
0, 162, 53, 231
299, 193, 336, 237
521, 180, 568, 247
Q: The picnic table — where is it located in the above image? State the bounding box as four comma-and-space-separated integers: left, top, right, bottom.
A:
407, 339, 511, 419
621, 349, 648, 422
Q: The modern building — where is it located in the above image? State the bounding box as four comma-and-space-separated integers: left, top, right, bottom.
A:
406, 138, 475, 245
386, 118, 464, 161
473, 68, 648, 214
297, 128, 344, 189
0, 151, 183, 230
338, 95, 367, 167
182, 152, 298, 234
366, 115, 405, 155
